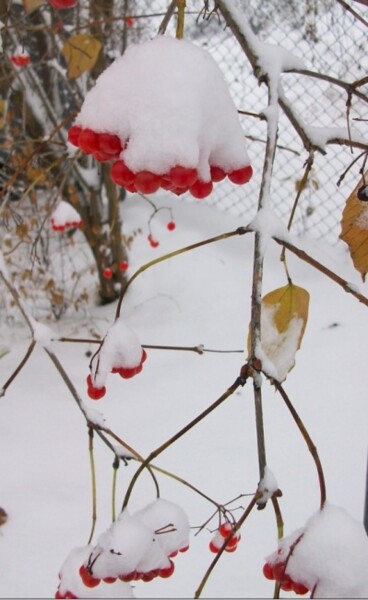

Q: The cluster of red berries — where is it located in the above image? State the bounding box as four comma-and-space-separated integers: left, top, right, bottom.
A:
209, 522, 241, 554
87, 349, 147, 400
11, 54, 30, 68
78, 551, 188, 588
103, 261, 129, 279
263, 559, 309, 595
49, 0, 78, 9
67, 125, 253, 199
51, 216, 83, 232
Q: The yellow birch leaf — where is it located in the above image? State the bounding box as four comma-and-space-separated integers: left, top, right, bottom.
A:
248, 283, 310, 381
340, 172, 368, 281
23, 0, 45, 13
61, 34, 101, 79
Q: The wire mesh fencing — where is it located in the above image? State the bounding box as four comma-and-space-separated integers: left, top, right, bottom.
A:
126, 0, 368, 243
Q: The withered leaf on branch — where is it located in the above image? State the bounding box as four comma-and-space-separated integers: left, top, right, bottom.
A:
248, 283, 310, 382
61, 34, 102, 79
340, 172, 368, 281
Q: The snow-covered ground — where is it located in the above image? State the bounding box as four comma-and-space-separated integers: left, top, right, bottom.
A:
0, 191, 367, 598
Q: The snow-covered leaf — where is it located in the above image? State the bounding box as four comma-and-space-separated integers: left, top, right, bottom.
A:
61, 34, 101, 79
249, 283, 309, 381
340, 172, 368, 281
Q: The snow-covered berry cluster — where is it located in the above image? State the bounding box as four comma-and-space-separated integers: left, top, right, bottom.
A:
68, 35, 253, 200
209, 522, 241, 554
86, 318, 146, 400
11, 47, 30, 68
55, 499, 190, 598
50, 200, 83, 232
263, 504, 368, 598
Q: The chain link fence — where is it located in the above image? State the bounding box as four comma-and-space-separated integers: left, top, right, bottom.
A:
126, 0, 368, 243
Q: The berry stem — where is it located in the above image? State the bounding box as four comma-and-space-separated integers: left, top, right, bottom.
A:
194, 492, 261, 598
271, 495, 284, 540
176, 0, 186, 39
0, 339, 36, 397
111, 455, 119, 522
115, 226, 251, 319
87, 428, 97, 545
273, 380, 327, 509
122, 371, 250, 510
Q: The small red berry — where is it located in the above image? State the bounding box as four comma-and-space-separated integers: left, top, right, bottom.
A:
11, 55, 30, 67
209, 540, 220, 554
158, 560, 175, 578
86, 374, 106, 400
79, 565, 100, 588
292, 581, 309, 595
119, 260, 129, 271
93, 150, 111, 162
125, 16, 134, 26
141, 348, 147, 363
189, 180, 213, 199
134, 171, 161, 194
67, 125, 82, 147
272, 561, 287, 583
55, 591, 65, 599
219, 523, 233, 538
64, 593, 77, 599
111, 160, 135, 187
103, 577, 117, 584
49, 0, 78, 9
169, 165, 197, 188
167, 221, 176, 231
78, 128, 99, 154
228, 165, 253, 185
210, 166, 226, 182
103, 267, 113, 279
179, 545, 189, 553
263, 562, 275, 580
98, 133, 122, 156
147, 234, 159, 248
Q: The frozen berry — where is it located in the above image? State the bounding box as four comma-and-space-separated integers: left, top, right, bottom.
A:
86, 374, 106, 400
262, 562, 274, 580
11, 55, 30, 67
125, 16, 134, 26
98, 133, 122, 156
49, 0, 78, 8
134, 171, 161, 194
103, 268, 113, 279
189, 180, 213, 199
147, 234, 159, 248
169, 166, 197, 188
167, 221, 176, 231
292, 582, 309, 595
67, 125, 82, 147
158, 560, 175, 578
119, 260, 129, 271
79, 564, 100, 588
210, 166, 226, 182
111, 160, 135, 187
228, 165, 253, 185
78, 129, 99, 154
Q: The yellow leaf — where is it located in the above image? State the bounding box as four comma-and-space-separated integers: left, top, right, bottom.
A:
340, 172, 368, 281
61, 34, 101, 79
23, 0, 45, 13
248, 283, 310, 381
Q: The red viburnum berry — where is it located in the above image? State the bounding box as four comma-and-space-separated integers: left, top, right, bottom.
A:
119, 260, 129, 271
125, 16, 134, 26
147, 234, 159, 248
103, 267, 113, 279
169, 166, 197, 188
55, 590, 64, 599
93, 150, 111, 162
141, 349, 147, 363
167, 221, 176, 231
64, 592, 77, 599
11, 55, 30, 67
179, 545, 189, 553
67, 125, 82, 147
292, 581, 309, 595
49, 0, 78, 9
209, 540, 221, 554
78, 565, 100, 588
210, 165, 226, 182
111, 160, 135, 187
86, 374, 106, 400
228, 165, 253, 185
263, 562, 275, 580
272, 561, 287, 583
103, 577, 117, 584
134, 171, 161, 194
189, 180, 213, 199
98, 133, 122, 156
78, 128, 99, 154
158, 560, 175, 578
119, 572, 136, 582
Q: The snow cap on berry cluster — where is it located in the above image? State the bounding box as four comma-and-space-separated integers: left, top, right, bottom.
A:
57, 545, 135, 598
90, 318, 143, 389
81, 499, 190, 582
51, 200, 83, 230
74, 35, 250, 182
266, 503, 368, 598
